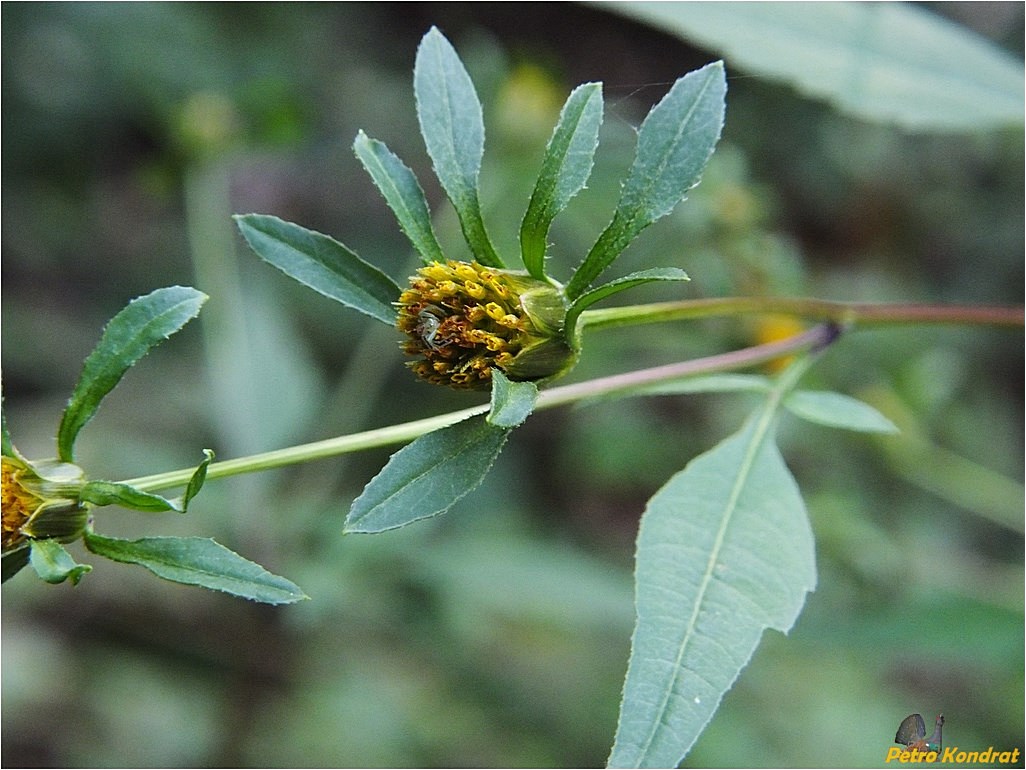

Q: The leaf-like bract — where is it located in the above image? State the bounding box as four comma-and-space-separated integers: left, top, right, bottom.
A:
609, 409, 816, 767
520, 82, 604, 279
29, 539, 92, 585
566, 62, 725, 299
346, 416, 509, 533
83, 531, 307, 604
235, 213, 400, 325
354, 130, 447, 265
57, 286, 207, 463
415, 27, 503, 267
565, 267, 689, 341
487, 369, 539, 429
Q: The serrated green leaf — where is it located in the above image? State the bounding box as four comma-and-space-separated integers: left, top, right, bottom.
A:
80, 481, 183, 512
235, 213, 400, 324
2, 546, 31, 583
566, 62, 725, 299
605, 1, 1024, 131
56, 286, 207, 462
29, 539, 92, 585
785, 390, 899, 433
487, 369, 539, 429
520, 82, 604, 279
353, 130, 447, 265
79, 449, 213, 513
565, 267, 689, 340
414, 26, 503, 267
83, 531, 308, 604
609, 409, 816, 767
346, 416, 509, 533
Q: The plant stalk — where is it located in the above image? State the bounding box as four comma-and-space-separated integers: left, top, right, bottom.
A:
578, 297, 1024, 331
121, 324, 838, 493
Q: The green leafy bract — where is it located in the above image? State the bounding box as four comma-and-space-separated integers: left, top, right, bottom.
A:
57, 286, 207, 462
414, 26, 503, 268
83, 531, 308, 604
565, 267, 690, 341
79, 449, 213, 513
353, 130, 447, 265
345, 416, 510, 533
520, 82, 604, 279
609, 390, 816, 767
29, 539, 92, 585
235, 214, 400, 325
566, 61, 726, 299
486, 370, 539, 429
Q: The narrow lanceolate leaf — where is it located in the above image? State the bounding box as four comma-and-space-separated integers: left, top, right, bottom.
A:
414, 26, 503, 267
83, 531, 308, 604
564, 267, 689, 341
520, 82, 604, 279
346, 416, 509, 533
785, 390, 899, 433
29, 539, 92, 585
57, 286, 207, 463
609, 409, 816, 768
487, 369, 539, 429
566, 62, 726, 300
80, 449, 214, 513
235, 214, 400, 325
353, 130, 447, 265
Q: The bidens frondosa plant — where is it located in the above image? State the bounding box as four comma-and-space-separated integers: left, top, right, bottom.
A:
1, 287, 305, 603
7, 24, 1021, 770
397, 260, 574, 388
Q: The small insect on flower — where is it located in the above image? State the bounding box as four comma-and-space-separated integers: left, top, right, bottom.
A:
396, 260, 576, 389
415, 306, 444, 350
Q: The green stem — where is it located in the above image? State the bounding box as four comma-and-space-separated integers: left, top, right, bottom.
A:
121, 324, 838, 493
578, 296, 1023, 331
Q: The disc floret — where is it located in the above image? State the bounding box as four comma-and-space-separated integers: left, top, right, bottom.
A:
397, 260, 575, 389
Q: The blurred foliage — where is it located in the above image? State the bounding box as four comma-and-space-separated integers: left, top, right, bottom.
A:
2, 3, 1022, 767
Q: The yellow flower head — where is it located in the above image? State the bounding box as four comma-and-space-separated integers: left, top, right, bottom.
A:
2, 455, 87, 551
397, 260, 575, 389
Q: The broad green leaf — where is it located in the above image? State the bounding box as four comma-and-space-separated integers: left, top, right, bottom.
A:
520, 82, 604, 279
565, 268, 690, 340
566, 62, 725, 299
235, 214, 400, 324
414, 26, 503, 267
29, 539, 92, 585
79, 449, 213, 512
353, 130, 447, 265
487, 369, 539, 429
346, 416, 509, 533
785, 390, 899, 433
2, 546, 30, 583
83, 531, 308, 604
57, 286, 207, 462
604, 2, 1024, 131
609, 409, 816, 767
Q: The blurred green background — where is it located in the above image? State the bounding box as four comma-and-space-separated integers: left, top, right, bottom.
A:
2, 3, 1022, 767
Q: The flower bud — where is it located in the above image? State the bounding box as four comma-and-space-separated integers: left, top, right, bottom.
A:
397, 260, 576, 389
2, 455, 88, 551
